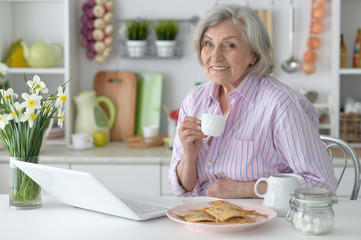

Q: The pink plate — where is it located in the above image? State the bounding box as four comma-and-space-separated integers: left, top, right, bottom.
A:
166, 201, 277, 233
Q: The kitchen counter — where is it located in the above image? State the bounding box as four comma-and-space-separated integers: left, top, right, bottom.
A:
0, 142, 173, 165
1, 195, 360, 240
0, 142, 359, 198
0, 141, 355, 167
0, 142, 175, 196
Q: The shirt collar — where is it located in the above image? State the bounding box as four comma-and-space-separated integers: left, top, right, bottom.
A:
235, 73, 258, 103
206, 73, 258, 105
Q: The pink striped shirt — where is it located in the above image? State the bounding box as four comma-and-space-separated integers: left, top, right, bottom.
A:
168, 73, 337, 196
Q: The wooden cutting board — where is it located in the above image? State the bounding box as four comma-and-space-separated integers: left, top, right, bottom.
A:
94, 71, 137, 141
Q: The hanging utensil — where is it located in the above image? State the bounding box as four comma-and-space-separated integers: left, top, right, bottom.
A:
281, 6, 300, 73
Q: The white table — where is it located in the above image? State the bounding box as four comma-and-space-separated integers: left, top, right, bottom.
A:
1, 195, 360, 240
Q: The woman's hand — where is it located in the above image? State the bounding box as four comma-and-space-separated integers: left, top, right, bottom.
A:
178, 116, 206, 159
176, 116, 206, 192
207, 178, 267, 199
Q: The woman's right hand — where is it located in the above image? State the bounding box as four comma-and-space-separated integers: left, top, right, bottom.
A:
178, 116, 206, 159
177, 116, 206, 191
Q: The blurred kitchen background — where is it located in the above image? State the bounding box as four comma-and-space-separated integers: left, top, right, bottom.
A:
1, 0, 360, 146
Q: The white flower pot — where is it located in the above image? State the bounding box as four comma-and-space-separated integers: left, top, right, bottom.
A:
155, 40, 176, 57
126, 40, 147, 57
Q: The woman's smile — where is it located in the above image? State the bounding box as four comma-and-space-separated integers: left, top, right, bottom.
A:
211, 66, 230, 71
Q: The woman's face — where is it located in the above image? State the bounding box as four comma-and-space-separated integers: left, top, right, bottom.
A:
201, 20, 257, 89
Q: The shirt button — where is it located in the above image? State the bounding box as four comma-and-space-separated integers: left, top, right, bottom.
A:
208, 162, 212, 166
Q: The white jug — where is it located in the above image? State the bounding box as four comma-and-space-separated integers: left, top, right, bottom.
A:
254, 173, 303, 217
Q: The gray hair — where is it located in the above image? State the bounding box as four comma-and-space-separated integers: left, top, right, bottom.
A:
193, 4, 274, 77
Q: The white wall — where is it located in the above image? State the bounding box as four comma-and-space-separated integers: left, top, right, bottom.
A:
76, 0, 332, 133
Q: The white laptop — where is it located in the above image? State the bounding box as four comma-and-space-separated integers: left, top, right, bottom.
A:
11, 160, 181, 221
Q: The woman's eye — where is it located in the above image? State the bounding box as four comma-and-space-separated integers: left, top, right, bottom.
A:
203, 41, 213, 47
226, 43, 236, 48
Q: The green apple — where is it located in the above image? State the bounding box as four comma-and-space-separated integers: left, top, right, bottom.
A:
93, 131, 108, 147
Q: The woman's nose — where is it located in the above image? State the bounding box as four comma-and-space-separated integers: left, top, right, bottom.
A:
211, 46, 224, 61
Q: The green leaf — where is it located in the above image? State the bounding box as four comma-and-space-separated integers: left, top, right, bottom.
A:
127, 20, 150, 40
153, 19, 178, 40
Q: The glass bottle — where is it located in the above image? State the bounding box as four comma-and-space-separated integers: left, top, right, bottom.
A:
353, 29, 361, 68
286, 188, 337, 235
340, 34, 347, 68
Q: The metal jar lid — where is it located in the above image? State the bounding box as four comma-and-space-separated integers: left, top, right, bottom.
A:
291, 188, 337, 207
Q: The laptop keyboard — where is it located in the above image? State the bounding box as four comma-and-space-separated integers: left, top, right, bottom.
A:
121, 198, 168, 214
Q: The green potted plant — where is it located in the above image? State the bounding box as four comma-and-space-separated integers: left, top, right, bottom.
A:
153, 20, 179, 57
126, 19, 150, 57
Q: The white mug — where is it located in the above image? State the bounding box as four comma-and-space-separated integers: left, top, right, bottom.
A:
142, 125, 159, 138
200, 113, 227, 137
72, 133, 93, 149
254, 173, 303, 217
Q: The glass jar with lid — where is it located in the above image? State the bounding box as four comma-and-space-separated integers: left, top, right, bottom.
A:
286, 188, 337, 235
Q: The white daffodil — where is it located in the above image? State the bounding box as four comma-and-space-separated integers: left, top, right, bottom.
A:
27, 75, 49, 94
0, 63, 8, 75
7, 102, 23, 122
20, 109, 38, 128
55, 86, 67, 108
20, 93, 42, 110
57, 109, 65, 128
0, 89, 5, 104
0, 113, 9, 129
0, 88, 18, 102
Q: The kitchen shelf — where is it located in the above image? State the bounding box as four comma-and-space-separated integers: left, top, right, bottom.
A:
119, 40, 183, 60
340, 68, 361, 75
8, 67, 66, 74
0, 0, 78, 146
331, 0, 361, 142
116, 16, 199, 60
348, 142, 361, 148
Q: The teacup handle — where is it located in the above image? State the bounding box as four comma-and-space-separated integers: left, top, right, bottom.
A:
254, 177, 268, 198
87, 135, 93, 145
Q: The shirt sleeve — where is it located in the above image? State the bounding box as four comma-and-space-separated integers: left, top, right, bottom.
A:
273, 99, 337, 192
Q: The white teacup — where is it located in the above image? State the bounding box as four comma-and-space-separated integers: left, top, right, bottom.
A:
254, 173, 303, 217
71, 133, 93, 149
142, 125, 159, 138
200, 113, 227, 137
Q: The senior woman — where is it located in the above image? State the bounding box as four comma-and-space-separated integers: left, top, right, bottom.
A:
168, 4, 337, 198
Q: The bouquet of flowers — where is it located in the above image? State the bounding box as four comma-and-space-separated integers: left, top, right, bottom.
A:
0, 74, 67, 207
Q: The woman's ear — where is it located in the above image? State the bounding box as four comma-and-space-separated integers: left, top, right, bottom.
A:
250, 53, 259, 66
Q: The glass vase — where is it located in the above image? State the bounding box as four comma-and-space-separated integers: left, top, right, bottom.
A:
9, 156, 41, 209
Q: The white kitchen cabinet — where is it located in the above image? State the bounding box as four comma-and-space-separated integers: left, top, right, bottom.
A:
70, 164, 161, 197
331, 0, 361, 144
161, 165, 174, 196
0, 0, 78, 146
